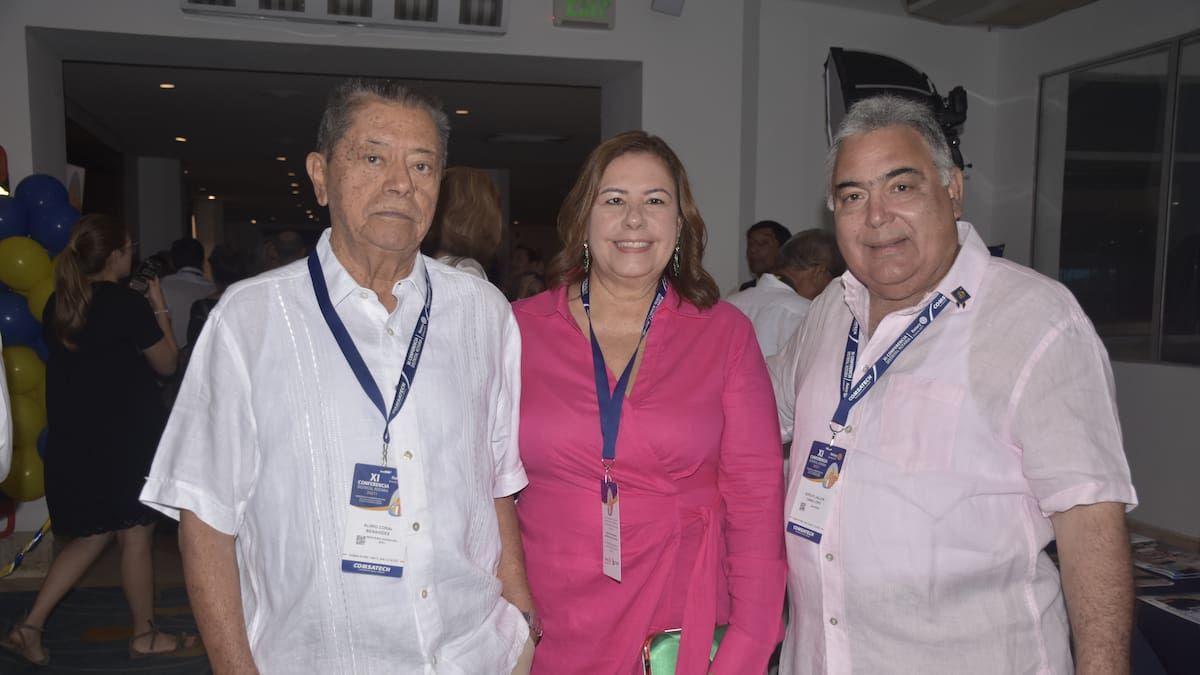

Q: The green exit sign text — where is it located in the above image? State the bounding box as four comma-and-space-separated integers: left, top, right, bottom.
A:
553, 0, 615, 29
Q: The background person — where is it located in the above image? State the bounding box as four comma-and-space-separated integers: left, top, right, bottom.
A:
421, 166, 504, 280
513, 131, 786, 674
159, 237, 214, 348
727, 228, 845, 359
0, 214, 188, 667
774, 95, 1137, 675
737, 219, 790, 291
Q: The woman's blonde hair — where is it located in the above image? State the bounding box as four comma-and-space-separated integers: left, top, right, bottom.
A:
422, 167, 503, 266
52, 214, 127, 349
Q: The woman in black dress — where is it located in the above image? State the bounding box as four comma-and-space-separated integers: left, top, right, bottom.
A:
0, 214, 195, 665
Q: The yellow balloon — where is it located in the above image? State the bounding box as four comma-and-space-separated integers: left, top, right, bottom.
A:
2, 346, 45, 395
1, 445, 45, 502
0, 236, 52, 292
26, 274, 54, 323
10, 392, 46, 448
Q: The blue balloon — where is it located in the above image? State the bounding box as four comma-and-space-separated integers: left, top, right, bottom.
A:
0, 291, 40, 346
15, 174, 68, 211
30, 201, 78, 255
0, 197, 30, 239
37, 427, 47, 461
31, 335, 49, 363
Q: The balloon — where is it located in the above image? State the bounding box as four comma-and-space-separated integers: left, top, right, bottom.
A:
0, 197, 29, 239
26, 275, 53, 323
10, 392, 45, 448
31, 336, 49, 363
0, 236, 52, 291
0, 291, 40, 346
36, 427, 47, 461
14, 174, 68, 212
29, 201, 78, 255
2, 345, 45, 395
1, 445, 44, 502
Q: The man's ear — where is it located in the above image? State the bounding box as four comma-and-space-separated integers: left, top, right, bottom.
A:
947, 167, 964, 219
306, 152, 329, 207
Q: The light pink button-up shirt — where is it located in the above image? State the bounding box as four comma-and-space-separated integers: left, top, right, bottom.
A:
773, 222, 1137, 675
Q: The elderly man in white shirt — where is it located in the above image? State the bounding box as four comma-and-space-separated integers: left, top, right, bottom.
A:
728, 228, 843, 358
773, 95, 1136, 675
141, 79, 537, 675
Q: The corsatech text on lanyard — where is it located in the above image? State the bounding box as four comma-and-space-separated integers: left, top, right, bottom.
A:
830, 292, 951, 444
308, 248, 432, 467
582, 274, 667, 582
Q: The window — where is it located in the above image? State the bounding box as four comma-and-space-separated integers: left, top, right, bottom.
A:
1034, 32, 1200, 365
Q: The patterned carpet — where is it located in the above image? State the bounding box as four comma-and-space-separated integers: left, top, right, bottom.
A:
0, 585, 210, 674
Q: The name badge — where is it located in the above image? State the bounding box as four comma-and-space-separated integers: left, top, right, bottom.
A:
601, 478, 621, 581
786, 441, 847, 544
342, 463, 406, 577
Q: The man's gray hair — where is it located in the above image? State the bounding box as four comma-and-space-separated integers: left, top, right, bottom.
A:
779, 228, 846, 277
316, 78, 450, 167
824, 95, 956, 210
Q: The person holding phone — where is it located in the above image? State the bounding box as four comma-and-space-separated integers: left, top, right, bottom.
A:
0, 214, 192, 667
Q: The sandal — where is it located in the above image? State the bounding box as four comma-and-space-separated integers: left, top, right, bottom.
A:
128, 621, 203, 659
0, 618, 49, 667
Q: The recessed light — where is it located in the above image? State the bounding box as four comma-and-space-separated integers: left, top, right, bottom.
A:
250, 219, 258, 225
159, 83, 176, 90
287, 171, 296, 177
174, 136, 187, 143
198, 187, 207, 192
207, 195, 216, 200
276, 156, 287, 162
289, 182, 299, 187
291, 190, 300, 195
454, 109, 470, 116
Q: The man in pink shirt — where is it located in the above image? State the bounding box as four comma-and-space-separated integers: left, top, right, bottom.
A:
773, 95, 1137, 674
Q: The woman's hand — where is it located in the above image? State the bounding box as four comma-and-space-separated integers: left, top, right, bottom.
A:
145, 276, 168, 313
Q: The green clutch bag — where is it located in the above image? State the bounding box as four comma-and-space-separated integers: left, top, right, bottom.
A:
641, 624, 728, 674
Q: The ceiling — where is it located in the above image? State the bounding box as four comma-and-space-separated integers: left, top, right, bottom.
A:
62, 61, 602, 232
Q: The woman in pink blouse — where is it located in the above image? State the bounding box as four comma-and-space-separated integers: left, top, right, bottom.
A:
513, 131, 786, 674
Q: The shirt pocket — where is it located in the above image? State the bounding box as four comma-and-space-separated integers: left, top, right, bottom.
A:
875, 374, 964, 473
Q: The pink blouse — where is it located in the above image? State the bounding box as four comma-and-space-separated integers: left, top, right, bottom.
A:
514, 285, 786, 675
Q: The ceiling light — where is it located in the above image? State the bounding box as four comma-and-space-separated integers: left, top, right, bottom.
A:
174, 136, 187, 143
455, 109, 470, 116
290, 182, 299, 187
250, 219, 257, 225
287, 171, 296, 177
159, 83, 176, 90
291, 190, 300, 195
276, 156, 287, 162
207, 195, 216, 200
198, 187, 207, 192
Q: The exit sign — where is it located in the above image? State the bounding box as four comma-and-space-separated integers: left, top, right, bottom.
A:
553, 0, 615, 29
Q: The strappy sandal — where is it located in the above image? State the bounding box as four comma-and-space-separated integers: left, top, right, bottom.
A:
0, 619, 49, 667
127, 621, 203, 659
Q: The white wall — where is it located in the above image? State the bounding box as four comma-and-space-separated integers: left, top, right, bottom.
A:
0, 0, 753, 529
755, 0, 1000, 264
993, 0, 1200, 539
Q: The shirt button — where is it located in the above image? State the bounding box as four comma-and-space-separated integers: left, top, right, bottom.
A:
412, 522, 420, 532
387, 328, 395, 336
359, 291, 369, 299
829, 617, 838, 626
403, 451, 414, 460
420, 588, 428, 599
825, 553, 834, 561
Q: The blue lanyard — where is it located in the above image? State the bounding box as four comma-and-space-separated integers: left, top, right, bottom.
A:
309, 248, 432, 465
832, 293, 951, 430
582, 277, 668, 463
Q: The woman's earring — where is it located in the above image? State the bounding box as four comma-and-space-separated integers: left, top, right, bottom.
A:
672, 242, 681, 277
583, 242, 591, 273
